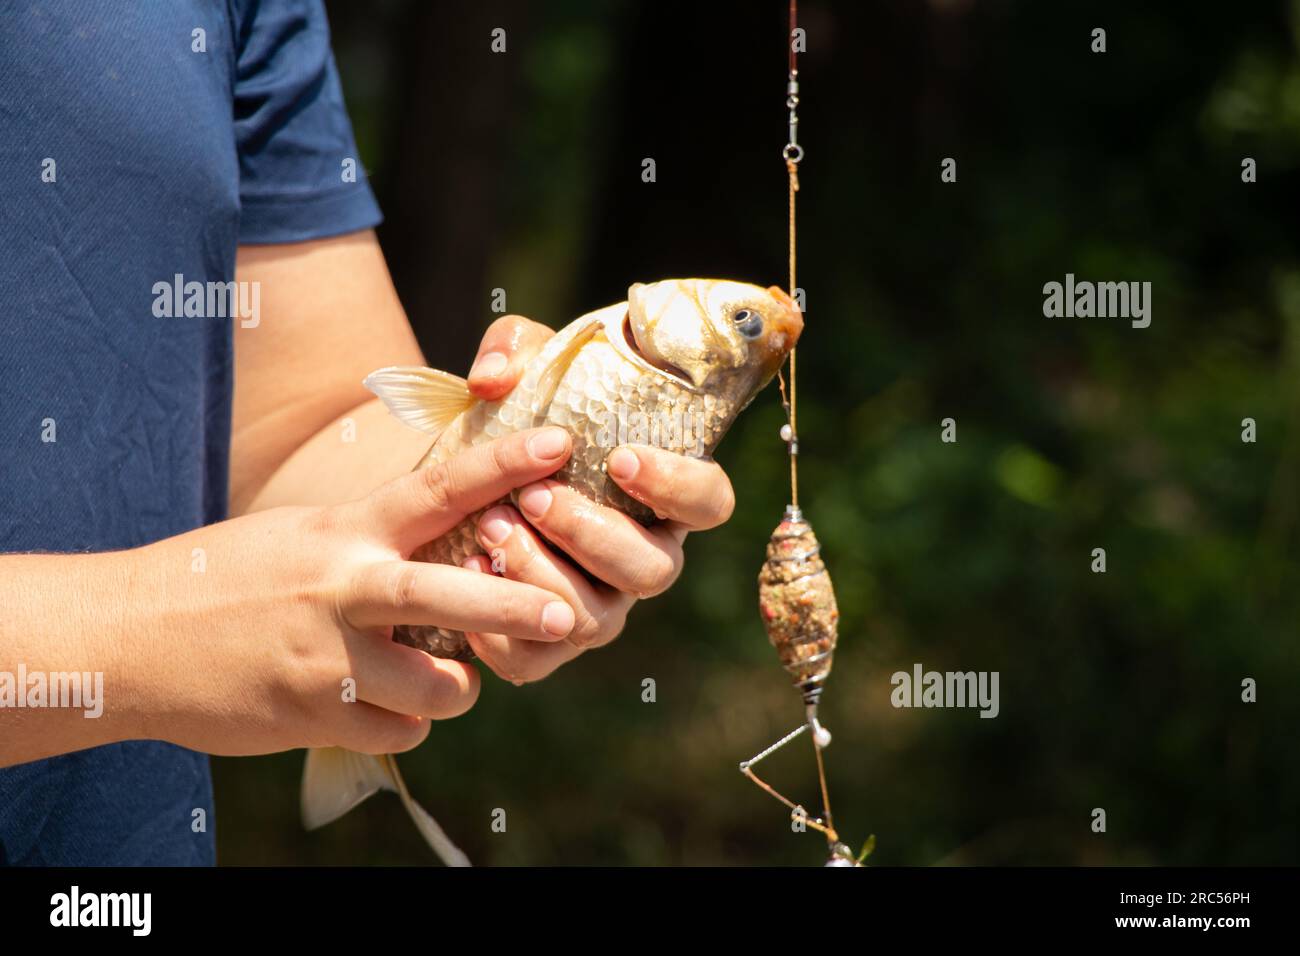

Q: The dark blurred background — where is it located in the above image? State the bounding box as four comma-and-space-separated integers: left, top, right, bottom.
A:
213, 0, 1300, 865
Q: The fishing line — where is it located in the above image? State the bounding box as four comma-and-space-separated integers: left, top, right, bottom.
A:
743, 0, 866, 866
781, 0, 833, 837
779, 0, 802, 508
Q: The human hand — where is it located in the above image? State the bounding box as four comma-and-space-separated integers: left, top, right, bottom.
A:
458, 315, 738, 683
120, 426, 578, 756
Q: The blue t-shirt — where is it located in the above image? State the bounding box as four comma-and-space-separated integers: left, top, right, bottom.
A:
0, 1, 381, 865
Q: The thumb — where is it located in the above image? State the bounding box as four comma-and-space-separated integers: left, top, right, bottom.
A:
351, 426, 572, 555
467, 315, 556, 401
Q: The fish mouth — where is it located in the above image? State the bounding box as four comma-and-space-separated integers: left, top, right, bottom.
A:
622, 313, 695, 388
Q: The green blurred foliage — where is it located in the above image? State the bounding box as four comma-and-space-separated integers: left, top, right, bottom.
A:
213, 0, 1300, 865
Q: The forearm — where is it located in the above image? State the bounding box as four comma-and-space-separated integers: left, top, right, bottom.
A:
0, 526, 256, 765
229, 231, 430, 515
0, 552, 142, 765
238, 396, 431, 513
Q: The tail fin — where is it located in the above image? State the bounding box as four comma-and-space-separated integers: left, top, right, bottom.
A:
300, 748, 471, 867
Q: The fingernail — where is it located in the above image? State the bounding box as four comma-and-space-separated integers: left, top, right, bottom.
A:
469, 351, 508, 379
478, 509, 512, 547
526, 428, 568, 461
541, 601, 575, 637
518, 482, 553, 518
607, 447, 640, 481
461, 555, 489, 573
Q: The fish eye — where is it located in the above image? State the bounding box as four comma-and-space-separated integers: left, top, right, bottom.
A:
733, 309, 764, 339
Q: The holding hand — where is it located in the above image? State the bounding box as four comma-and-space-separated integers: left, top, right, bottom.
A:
456, 316, 738, 684
120, 426, 577, 756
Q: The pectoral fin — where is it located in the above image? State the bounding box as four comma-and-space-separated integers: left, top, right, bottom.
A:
529, 316, 603, 418
364, 366, 477, 435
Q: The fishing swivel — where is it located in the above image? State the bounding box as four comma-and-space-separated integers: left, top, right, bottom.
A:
782, 0, 803, 166
783, 75, 803, 164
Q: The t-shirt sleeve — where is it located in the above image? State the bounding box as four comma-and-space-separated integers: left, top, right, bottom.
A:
231, 0, 381, 244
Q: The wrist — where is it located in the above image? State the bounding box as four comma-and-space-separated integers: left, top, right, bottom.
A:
92, 544, 161, 744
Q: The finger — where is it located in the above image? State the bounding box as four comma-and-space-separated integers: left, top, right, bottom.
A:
515, 480, 685, 597
466, 315, 556, 400
330, 701, 432, 755
605, 446, 735, 530
344, 560, 576, 642
459, 554, 588, 684
475, 506, 633, 649
468, 630, 583, 685
343, 632, 481, 720
351, 426, 571, 553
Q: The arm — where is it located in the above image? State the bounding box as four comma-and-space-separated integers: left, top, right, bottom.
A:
1, 428, 578, 766
230, 229, 428, 514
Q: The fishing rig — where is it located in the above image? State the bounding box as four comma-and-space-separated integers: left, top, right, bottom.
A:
742, 0, 872, 868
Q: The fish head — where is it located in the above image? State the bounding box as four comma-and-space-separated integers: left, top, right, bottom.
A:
622, 279, 803, 398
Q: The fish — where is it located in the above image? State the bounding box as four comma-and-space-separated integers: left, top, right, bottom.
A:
301, 278, 803, 865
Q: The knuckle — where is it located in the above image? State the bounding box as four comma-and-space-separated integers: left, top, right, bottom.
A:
568, 601, 607, 648
411, 660, 478, 717
279, 626, 326, 682
387, 565, 425, 614
488, 437, 516, 479
629, 547, 679, 597
507, 540, 542, 580
277, 659, 333, 738
499, 594, 540, 636
389, 718, 432, 754
418, 462, 453, 513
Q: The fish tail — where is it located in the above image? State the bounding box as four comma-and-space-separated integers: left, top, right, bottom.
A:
300, 747, 471, 867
